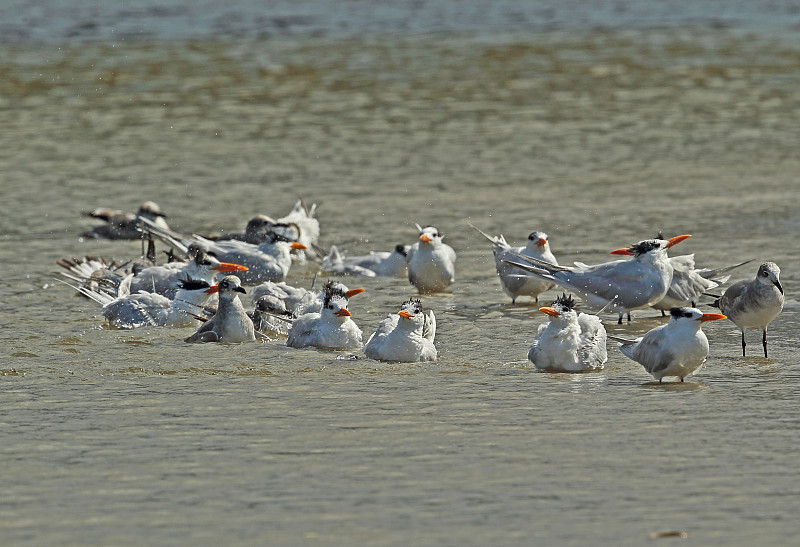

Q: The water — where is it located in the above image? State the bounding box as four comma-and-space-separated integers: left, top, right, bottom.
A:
2, 2, 800, 545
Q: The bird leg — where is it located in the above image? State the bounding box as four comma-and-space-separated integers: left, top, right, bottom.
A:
763, 329, 768, 358
741, 331, 746, 356
617, 311, 624, 325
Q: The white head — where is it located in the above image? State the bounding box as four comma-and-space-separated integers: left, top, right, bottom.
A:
668, 307, 726, 329
213, 275, 247, 300
525, 231, 550, 253
416, 224, 444, 247
609, 235, 691, 260
321, 284, 353, 322
397, 298, 426, 331
538, 293, 579, 325
755, 262, 783, 294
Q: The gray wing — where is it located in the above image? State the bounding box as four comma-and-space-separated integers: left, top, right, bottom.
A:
631, 327, 674, 373
576, 313, 608, 367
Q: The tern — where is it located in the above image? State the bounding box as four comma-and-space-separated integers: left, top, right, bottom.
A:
711, 262, 784, 357
81, 201, 169, 240
250, 279, 365, 316
470, 224, 557, 303
185, 275, 257, 343
407, 224, 457, 293
249, 295, 295, 336
503, 235, 691, 323
278, 198, 323, 259
528, 293, 607, 372
613, 307, 726, 382
322, 245, 378, 277
333, 244, 410, 277
364, 298, 437, 362
286, 283, 363, 350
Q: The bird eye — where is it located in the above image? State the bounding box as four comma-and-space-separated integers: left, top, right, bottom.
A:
762, 270, 769, 277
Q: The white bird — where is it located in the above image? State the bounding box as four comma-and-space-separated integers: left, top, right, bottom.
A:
81, 201, 169, 240
185, 275, 257, 343
614, 307, 727, 382
278, 198, 322, 260
250, 279, 365, 316
503, 235, 692, 323
528, 293, 607, 372
286, 283, 363, 350
470, 224, 557, 303
321, 245, 378, 277
364, 298, 437, 362
711, 262, 784, 358
69, 276, 217, 329
407, 224, 457, 293
652, 255, 752, 315
335, 244, 410, 277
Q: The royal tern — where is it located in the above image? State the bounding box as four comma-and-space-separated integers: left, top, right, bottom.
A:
470, 224, 557, 303
652, 255, 752, 315
75, 277, 217, 329
278, 198, 322, 259
503, 235, 691, 323
81, 201, 169, 240
364, 298, 437, 362
711, 262, 784, 357
528, 293, 607, 372
286, 283, 363, 350
614, 307, 726, 382
322, 245, 378, 277
339, 244, 410, 277
185, 275, 257, 343
407, 224, 457, 293
250, 279, 365, 316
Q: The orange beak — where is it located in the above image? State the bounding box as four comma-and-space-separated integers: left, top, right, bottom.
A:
345, 288, 365, 299
538, 307, 560, 317
665, 234, 691, 248
609, 247, 633, 255
204, 285, 219, 294
700, 313, 726, 322
536, 238, 547, 247
334, 309, 351, 317
290, 242, 307, 250
419, 234, 432, 243
398, 310, 414, 319
213, 262, 249, 272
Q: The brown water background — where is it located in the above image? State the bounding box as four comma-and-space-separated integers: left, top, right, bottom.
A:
1, 2, 799, 545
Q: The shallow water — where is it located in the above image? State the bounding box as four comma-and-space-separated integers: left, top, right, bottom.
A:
2, 6, 800, 546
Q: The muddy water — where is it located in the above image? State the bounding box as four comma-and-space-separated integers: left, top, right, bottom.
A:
1, 11, 799, 546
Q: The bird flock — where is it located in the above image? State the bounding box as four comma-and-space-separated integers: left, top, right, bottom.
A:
58, 199, 785, 382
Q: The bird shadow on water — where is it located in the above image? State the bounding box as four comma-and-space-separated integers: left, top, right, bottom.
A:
640, 381, 706, 392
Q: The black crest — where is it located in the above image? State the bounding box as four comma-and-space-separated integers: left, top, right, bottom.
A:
402, 297, 423, 314
628, 239, 662, 256
552, 293, 575, 311
179, 277, 211, 291
395, 244, 408, 257
669, 307, 694, 319
323, 282, 347, 306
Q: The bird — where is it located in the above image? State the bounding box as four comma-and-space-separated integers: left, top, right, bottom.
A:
185, 275, 257, 343
503, 234, 692, 323
528, 293, 607, 372
81, 201, 169, 240
250, 279, 365, 316
74, 276, 218, 329
470, 223, 557, 303
407, 224, 457, 293
321, 245, 378, 277
711, 262, 784, 357
248, 294, 295, 336
286, 283, 363, 350
206, 214, 277, 243
331, 244, 410, 277
278, 198, 323, 260
613, 307, 727, 382
652, 254, 752, 315
364, 298, 437, 362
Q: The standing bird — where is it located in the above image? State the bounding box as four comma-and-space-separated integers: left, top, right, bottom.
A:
614, 307, 727, 382
185, 275, 256, 343
528, 293, 607, 372
81, 201, 169, 240
286, 283, 363, 350
407, 224, 457, 293
503, 235, 691, 323
364, 298, 437, 362
711, 262, 784, 358
470, 224, 557, 303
